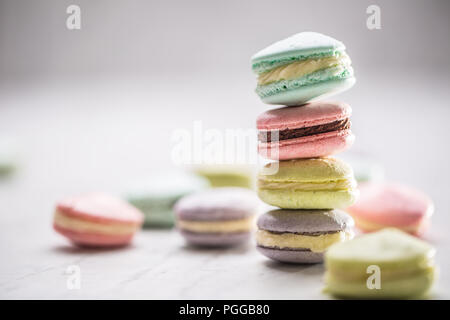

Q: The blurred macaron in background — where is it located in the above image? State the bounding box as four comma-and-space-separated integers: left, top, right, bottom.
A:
124, 170, 209, 228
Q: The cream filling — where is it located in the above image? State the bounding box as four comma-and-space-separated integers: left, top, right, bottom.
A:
177, 217, 254, 233
258, 53, 351, 86
258, 179, 356, 191
54, 210, 139, 235
256, 229, 354, 253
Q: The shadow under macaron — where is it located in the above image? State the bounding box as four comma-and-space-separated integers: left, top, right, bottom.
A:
181, 241, 253, 255
50, 243, 136, 255
262, 259, 325, 275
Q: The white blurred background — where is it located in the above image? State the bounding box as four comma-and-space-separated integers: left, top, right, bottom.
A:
0, 0, 449, 298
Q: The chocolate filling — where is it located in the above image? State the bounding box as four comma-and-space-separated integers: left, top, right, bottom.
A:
258, 118, 350, 142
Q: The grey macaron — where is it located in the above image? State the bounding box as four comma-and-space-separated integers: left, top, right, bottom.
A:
174, 187, 260, 247
256, 209, 354, 264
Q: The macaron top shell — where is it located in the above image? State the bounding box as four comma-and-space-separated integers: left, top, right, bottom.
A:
349, 182, 433, 226
326, 228, 435, 265
174, 187, 259, 221
257, 209, 354, 234
251, 32, 345, 73
56, 193, 144, 224
260, 157, 354, 183
257, 101, 351, 131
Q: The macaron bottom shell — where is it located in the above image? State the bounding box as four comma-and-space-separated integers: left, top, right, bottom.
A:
260, 77, 355, 106
53, 224, 136, 247
180, 230, 251, 247
258, 129, 355, 160
257, 188, 359, 209
324, 268, 436, 299
257, 246, 324, 264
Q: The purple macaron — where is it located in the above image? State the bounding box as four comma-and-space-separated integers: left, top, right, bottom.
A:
174, 187, 260, 247
256, 209, 354, 264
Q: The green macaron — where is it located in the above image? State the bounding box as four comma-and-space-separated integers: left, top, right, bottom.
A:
194, 165, 255, 189
125, 171, 209, 228
251, 32, 355, 106
324, 228, 436, 299
257, 157, 358, 209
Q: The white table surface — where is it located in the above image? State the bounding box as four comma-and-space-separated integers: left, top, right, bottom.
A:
1, 72, 449, 299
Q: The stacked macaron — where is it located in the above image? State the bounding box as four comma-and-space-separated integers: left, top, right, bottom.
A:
251, 32, 358, 263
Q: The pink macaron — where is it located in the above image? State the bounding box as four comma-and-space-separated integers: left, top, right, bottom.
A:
53, 193, 144, 247
257, 101, 354, 160
347, 182, 434, 236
